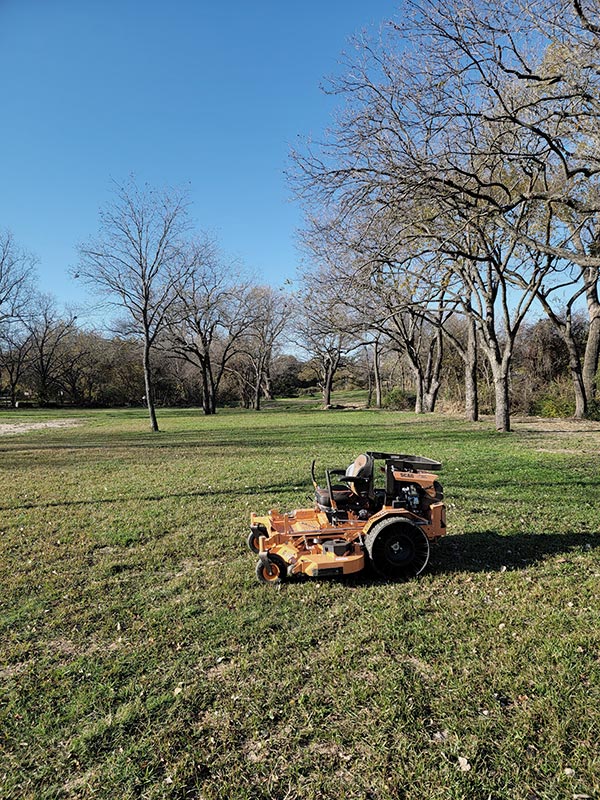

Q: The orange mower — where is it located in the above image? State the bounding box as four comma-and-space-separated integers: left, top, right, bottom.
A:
248, 451, 446, 585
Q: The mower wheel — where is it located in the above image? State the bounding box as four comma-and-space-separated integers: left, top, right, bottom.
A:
255, 554, 287, 585
247, 528, 264, 554
365, 518, 430, 580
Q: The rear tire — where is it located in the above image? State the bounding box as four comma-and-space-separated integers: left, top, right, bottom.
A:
365, 518, 430, 580
255, 554, 287, 585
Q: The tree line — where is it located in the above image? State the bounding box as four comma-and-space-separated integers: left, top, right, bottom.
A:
291, 0, 600, 431
3, 0, 600, 430
0, 216, 588, 425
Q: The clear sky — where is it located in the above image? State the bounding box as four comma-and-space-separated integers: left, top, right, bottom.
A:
1, 0, 398, 321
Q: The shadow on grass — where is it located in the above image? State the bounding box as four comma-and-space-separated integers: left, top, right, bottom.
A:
315, 529, 600, 589
428, 530, 600, 574
271, 530, 600, 590
0, 483, 309, 512
0, 422, 502, 455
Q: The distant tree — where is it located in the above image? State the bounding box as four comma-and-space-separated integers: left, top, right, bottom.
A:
294, 283, 360, 408
167, 236, 253, 414
0, 230, 36, 323
511, 316, 582, 414
270, 354, 313, 397
236, 286, 289, 410
25, 295, 77, 405
105, 338, 145, 405
0, 317, 33, 407
78, 178, 192, 431
56, 330, 120, 405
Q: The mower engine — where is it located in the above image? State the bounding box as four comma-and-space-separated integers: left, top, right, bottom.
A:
398, 484, 421, 513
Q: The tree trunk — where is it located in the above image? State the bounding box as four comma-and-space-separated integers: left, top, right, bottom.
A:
423, 382, 440, 413
200, 361, 217, 415
494, 378, 510, 431
491, 366, 511, 432
262, 369, 273, 401
253, 371, 262, 411
207, 358, 218, 414
38, 375, 49, 406
373, 341, 382, 409
582, 286, 600, 407
564, 336, 588, 419
201, 378, 211, 415
421, 328, 443, 413
207, 382, 217, 415
143, 339, 159, 432
465, 319, 479, 422
478, 322, 512, 431
414, 375, 424, 413
322, 367, 334, 408
572, 374, 588, 419
322, 352, 340, 408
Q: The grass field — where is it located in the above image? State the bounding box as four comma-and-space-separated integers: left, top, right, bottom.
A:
1, 405, 599, 800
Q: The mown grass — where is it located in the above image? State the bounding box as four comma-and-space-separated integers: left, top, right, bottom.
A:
0, 405, 599, 800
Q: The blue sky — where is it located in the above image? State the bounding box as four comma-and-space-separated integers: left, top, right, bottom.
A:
1, 0, 398, 320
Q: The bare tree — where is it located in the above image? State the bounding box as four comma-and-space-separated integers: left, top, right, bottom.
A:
290, 0, 598, 429
166, 236, 253, 414
238, 286, 289, 411
78, 178, 192, 431
0, 317, 33, 407
0, 230, 36, 323
57, 330, 114, 405
294, 278, 362, 408
24, 294, 77, 405
387, 0, 600, 419
298, 212, 453, 415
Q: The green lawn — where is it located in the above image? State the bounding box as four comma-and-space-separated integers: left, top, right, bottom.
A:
1, 406, 599, 799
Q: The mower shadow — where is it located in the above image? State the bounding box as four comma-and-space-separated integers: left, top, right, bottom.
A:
428, 530, 600, 575
328, 530, 600, 588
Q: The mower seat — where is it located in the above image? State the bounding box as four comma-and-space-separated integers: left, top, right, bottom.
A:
315, 453, 374, 511
314, 484, 354, 509
344, 452, 374, 497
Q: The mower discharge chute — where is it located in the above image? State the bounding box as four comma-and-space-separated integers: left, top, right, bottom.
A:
248, 451, 446, 585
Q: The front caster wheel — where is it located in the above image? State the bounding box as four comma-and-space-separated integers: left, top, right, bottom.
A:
255, 554, 288, 585
247, 528, 265, 554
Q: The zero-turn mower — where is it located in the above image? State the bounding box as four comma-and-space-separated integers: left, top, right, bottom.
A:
248, 451, 446, 585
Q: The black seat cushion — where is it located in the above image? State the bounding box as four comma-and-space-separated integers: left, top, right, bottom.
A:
315, 485, 353, 508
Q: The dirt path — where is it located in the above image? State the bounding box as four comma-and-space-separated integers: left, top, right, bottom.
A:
0, 419, 83, 436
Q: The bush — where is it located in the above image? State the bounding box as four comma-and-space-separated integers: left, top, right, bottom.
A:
382, 388, 416, 410
530, 378, 600, 420
531, 395, 575, 418
587, 399, 600, 420
530, 379, 575, 418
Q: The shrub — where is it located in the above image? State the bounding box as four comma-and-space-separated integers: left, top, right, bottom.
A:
530, 379, 575, 418
585, 399, 600, 421
382, 387, 415, 410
